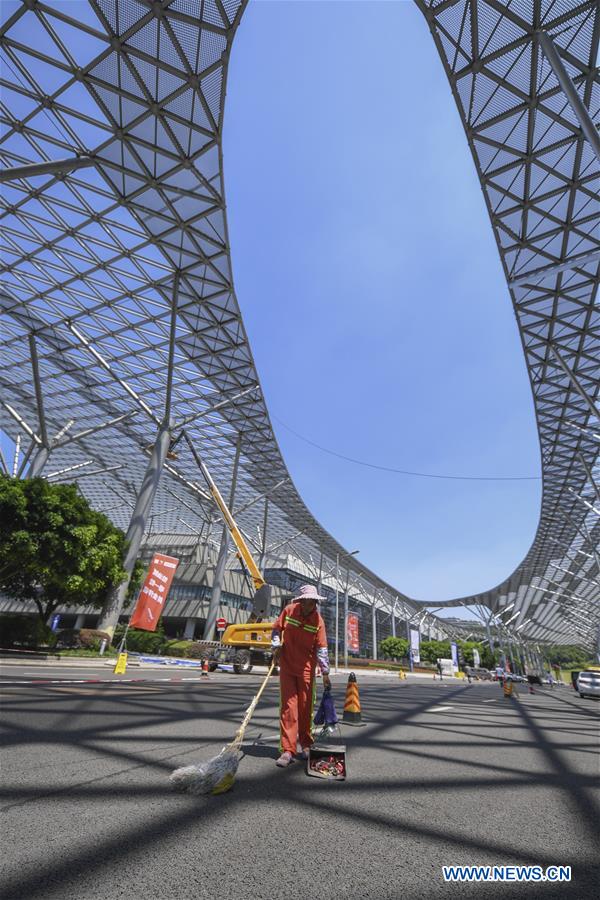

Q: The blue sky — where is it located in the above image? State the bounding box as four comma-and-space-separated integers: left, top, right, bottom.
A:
223, 0, 542, 606
0, 0, 543, 612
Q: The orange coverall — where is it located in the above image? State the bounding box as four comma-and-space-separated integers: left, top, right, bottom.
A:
272, 602, 329, 754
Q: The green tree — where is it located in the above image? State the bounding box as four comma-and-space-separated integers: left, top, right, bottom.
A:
479, 644, 500, 669
379, 636, 409, 660
459, 641, 485, 666
420, 639, 451, 664
543, 644, 590, 668
0, 475, 142, 625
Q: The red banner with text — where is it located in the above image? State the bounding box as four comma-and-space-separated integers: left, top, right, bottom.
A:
347, 613, 359, 653
129, 553, 179, 632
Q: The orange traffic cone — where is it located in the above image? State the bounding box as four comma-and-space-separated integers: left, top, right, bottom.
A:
201, 658, 210, 677
503, 679, 513, 698
343, 672, 363, 726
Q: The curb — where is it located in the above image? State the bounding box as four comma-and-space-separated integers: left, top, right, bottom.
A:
0, 676, 212, 685
0, 658, 142, 667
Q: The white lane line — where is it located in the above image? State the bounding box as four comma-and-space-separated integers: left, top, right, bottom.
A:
429, 705, 454, 712
482, 699, 498, 703
22, 671, 58, 675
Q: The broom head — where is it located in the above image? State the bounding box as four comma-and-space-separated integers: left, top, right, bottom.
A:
170, 747, 239, 796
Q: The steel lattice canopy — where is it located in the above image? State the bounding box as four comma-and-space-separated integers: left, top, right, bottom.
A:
0, 0, 598, 647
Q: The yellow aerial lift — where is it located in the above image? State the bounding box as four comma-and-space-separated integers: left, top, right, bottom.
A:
185, 435, 277, 674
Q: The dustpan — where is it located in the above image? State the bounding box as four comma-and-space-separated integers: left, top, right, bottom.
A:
308, 686, 346, 780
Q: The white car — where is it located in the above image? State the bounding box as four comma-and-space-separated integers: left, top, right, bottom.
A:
576, 671, 600, 700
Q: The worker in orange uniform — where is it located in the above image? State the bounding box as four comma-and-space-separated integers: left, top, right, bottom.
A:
271, 584, 331, 767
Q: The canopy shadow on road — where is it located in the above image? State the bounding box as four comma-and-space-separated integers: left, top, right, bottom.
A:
1, 682, 598, 900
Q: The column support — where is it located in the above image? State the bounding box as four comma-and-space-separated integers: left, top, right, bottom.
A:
29, 334, 48, 446
202, 434, 242, 640
96, 422, 171, 637
372, 603, 377, 660
27, 334, 51, 476
316, 551, 324, 594
28, 446, 50, 478
259, 497, 269, 570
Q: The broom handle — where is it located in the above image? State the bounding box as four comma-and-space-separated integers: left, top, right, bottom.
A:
230, 661, 276, 749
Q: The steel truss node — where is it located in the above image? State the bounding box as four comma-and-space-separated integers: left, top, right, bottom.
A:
0, 0, 598, 648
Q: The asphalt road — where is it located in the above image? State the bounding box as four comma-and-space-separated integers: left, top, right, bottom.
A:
1, 669, 598, 900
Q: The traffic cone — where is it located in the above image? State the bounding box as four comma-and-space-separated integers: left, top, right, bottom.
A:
342, 672, 363, 726
503, 679, 513, 699
201, 658, 210, 677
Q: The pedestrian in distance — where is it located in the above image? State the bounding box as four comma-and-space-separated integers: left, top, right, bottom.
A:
464, 666, 472, 684
271, 584, 331, 768
437, 660, 443, 681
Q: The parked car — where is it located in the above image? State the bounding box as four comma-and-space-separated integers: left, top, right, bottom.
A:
576, 670, 600, 699
465, 666, 492, 681
507, 673, 527, 683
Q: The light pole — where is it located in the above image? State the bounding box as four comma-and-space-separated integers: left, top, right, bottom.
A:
334, 549, 359, 672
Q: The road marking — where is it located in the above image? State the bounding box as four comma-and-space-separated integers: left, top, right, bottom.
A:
482, 699, 497, 703
429, 705, 454, 712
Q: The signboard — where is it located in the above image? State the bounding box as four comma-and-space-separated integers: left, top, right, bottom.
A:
409, 627, 421, 664
216, 618, 227, 632
472, 648, 480, 668
113, 652, 128, 675
450, 641, 459, 672
50, 614, 61, 632
347, 614, 359, 653
130, 553, 179, 632
438, 658, 454, 676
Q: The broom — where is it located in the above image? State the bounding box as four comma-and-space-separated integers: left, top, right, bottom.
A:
170, 661, 276, 796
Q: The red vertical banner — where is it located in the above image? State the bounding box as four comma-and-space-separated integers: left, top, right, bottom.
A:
347, 614, 359, 653
129, 553, 179, 632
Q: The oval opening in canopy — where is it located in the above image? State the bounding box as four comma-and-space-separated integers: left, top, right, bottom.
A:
223, 1, 541, 602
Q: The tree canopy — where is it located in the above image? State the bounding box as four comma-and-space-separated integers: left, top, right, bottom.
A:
0, 475, 142, 623
379, 636, 409, 660
379, 634, 503, 669
543, 644, 592, 668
